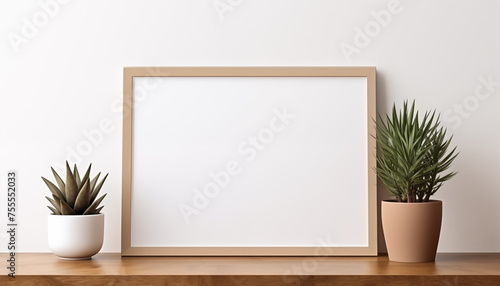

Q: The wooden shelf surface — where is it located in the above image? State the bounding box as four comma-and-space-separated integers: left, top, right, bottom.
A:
3, 253, 500, 285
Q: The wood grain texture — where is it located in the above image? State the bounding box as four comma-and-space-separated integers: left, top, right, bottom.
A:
2, 253, 499, 286
2, 276, 500, 286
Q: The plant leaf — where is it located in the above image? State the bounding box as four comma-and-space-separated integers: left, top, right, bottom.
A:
65, 161, 79, 208
94, 206, 104, 214
53, 194, 61, 205
50, 167, 66, 201
47, 206, 61, 215
89, 172, 101, 194
90, 173, 108, 204
45, 196, 62, 213
79, 164, 92, 191
74, 179, 91, 215
59, 199, 76, 215
73, 164, 81, 189
41, 177, 64, 200
83, 194, 106, 215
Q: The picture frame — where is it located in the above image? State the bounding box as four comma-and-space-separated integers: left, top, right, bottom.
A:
122, 67, 377, 256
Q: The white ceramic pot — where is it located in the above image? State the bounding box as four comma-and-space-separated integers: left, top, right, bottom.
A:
47, 213, 104, 260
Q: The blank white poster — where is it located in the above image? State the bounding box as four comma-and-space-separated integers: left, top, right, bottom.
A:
130, 76, 368, 248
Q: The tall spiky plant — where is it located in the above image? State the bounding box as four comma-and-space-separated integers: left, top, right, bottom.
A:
375, 101, 458, 202
42, 161, 108, 215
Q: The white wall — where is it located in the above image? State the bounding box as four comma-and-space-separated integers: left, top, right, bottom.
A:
0, 0, 499, 253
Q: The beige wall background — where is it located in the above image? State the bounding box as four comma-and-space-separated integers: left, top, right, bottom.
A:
0, 0, 499, 253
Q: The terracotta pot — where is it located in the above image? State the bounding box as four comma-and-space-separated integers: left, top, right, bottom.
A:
381, 200, 442, 262
48, 214, 104, 260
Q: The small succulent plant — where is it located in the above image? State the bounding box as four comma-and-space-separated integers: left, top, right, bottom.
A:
42, 161, 108, 215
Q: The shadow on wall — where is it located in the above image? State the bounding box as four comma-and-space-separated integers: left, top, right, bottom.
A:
375, 71, 391, 254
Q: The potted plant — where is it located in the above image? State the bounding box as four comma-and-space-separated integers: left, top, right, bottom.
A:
376, 101, 458, 262
42, 161, 108, 260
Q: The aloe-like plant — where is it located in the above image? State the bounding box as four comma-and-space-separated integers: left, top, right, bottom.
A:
42, 161, 108, 215
375, 100, 459, 202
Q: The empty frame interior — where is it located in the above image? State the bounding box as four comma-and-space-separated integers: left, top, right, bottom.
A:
122, 67, 376, 256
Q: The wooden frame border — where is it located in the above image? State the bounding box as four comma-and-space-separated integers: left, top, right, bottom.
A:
122, 67, 377, 256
